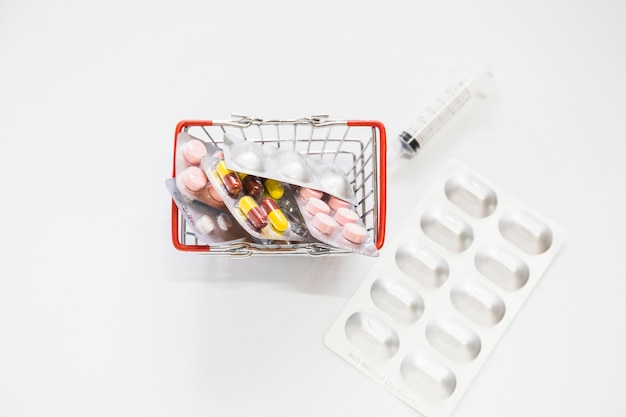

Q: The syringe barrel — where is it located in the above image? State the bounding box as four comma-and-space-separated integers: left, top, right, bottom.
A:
398, 83, 474, 156
397, 69, 490, 157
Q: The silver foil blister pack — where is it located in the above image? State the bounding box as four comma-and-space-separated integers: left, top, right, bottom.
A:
324, 159, 564, 416
221, 132, 357, 203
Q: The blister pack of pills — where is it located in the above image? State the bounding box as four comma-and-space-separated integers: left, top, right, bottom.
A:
200, 155, 312, 243
324, 159, 564, 417
175, 131, 213, 175
294, 186, 378, 257
171, 131, 227, 211
222, 132, 356, 203
166, 178, 250, 245
166, 130, 257, 247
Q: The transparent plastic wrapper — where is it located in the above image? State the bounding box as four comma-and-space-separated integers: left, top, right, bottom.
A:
293, 186, 378, 257
324, 159, 565, 417
165, 178, 250, 245
201, 155, 313, 243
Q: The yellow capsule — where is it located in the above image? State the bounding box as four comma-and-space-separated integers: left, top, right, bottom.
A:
264, 178, 284, 199
215, 160, 230, 176
269, 210, 289, 232
261, 198, 289, 232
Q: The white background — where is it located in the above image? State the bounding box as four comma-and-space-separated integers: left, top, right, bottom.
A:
1, 0, 625, 416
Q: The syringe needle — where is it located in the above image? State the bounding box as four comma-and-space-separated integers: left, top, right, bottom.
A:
397, 69, 491, 158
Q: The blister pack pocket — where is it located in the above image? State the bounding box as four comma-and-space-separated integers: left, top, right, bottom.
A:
324, 159, 565, 417
221, 132, 357, 203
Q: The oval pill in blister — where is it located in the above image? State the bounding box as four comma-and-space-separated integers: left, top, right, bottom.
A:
197, 215, 215, 234
450, 281, 506, 326
181, 139, 207, 166
275, 150, 313, 182
299, 187, 324, 201
400, 350, 457, 399
328, 195, 352, 211
370, 277, 425, 325
421, 208, 474, 253
177, 168, 227, 210
425, 317, 482, 363
230, 141, 266, 172
305, 197, 330, 216
475, 245, 530, 290
499, 209, 553, 254
334, 207, 359, 225
342, 223, 367, 244
216, 213, 232, 231
395, 241, 449, 288
317, 164, 354, 201
345, 312, 400, 362
312, 213, 337, 235
181, 166, 208, 191
444, 173, 497, 218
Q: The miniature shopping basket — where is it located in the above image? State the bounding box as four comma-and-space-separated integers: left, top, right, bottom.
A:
170, 114, 387, 256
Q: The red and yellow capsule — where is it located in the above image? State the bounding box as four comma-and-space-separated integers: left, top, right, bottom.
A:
216, 160, 242, 196
239, 196, 268, 230
261, 198, 289, 232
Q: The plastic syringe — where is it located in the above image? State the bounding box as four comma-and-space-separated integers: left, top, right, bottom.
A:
396, 69, 491, 158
